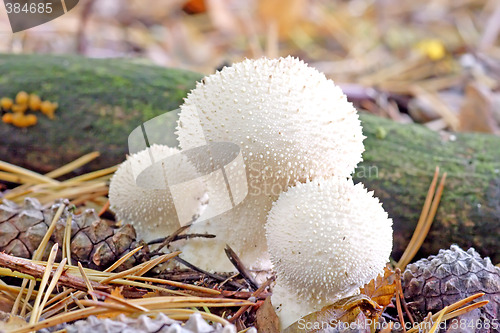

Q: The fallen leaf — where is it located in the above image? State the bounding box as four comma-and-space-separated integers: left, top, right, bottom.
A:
360, 266, 397, 310
255, 296, 280, 333
458, 82, 499, 134
109, 287, 125, 300
258, 0, 306, 38
97, 287, 127, 319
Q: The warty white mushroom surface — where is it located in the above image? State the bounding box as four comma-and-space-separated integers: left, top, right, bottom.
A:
175, 56, 365, 271
177, 56, 364, 189
266, 177, 393, 329
109, 144, 208, 242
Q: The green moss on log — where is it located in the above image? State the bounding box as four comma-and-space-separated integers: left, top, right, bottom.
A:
354, 114, 500, 263
0, 54, 203, 172
0, 54, 498, 262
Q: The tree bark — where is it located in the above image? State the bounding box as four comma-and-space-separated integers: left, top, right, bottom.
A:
0, 54, 498, 263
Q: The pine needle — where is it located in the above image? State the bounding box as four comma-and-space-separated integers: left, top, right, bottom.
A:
62, 215, 73, 266
0, 161, 59, 185
406, 293, 488, 333
77, 262, 97, 302
428, 306, 447, 333
45, 152, 100, 179
62, 166, 118, 185
90, 290, 149, 312
397, 167, 446, 269
104, 246, 144, 273
135, 251, 181, 276
29, 243, 59, 325
37, 258, 67, 322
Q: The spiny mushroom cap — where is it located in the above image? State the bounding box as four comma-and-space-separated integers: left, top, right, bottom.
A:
266, 177, 393, 328
176, 56, 365, 192
109, 144, 207, 242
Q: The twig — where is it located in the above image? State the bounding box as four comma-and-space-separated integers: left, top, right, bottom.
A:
0, 252, 117, 294
228, 278, 273, 324
174, 257, 243, 289
224, 245, 259, 291
148, 233, 216, 247
76, 0, 97, 54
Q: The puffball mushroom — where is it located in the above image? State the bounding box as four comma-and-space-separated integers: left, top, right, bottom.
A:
175, 56, 365, 271
266, 177, 393, 329
109, 144, 208, 242
177, 56, 364, 186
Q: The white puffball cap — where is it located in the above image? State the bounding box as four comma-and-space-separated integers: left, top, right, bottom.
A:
109, 144, 208, 241
177, 56, 365, 191
175, 57, 365, 271
266, 177, 393, 328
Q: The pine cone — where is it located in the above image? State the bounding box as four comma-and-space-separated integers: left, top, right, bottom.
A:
0, 198, 145, 271
402, 245, 500, 333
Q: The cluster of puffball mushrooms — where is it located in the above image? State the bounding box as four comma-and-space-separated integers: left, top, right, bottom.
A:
109, 56, 393, 329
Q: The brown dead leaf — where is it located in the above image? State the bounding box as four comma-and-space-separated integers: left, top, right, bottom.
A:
360, 266, 397, 310
97, 288, 127, 319
255, 297, 280, 333
258, 0, 306, 38
458, 82, 499, 134
284, 294, 382, 333
109, 287, 125, 300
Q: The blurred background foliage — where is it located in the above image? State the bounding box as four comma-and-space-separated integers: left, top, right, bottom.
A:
1, 0, 499, 133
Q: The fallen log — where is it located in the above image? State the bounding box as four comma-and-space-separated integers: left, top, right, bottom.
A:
0, 54, 498, 263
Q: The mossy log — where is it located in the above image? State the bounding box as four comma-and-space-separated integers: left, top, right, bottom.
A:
0, 54, 498, 263
356, 116, 500, 263
0, 54, 202, 173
